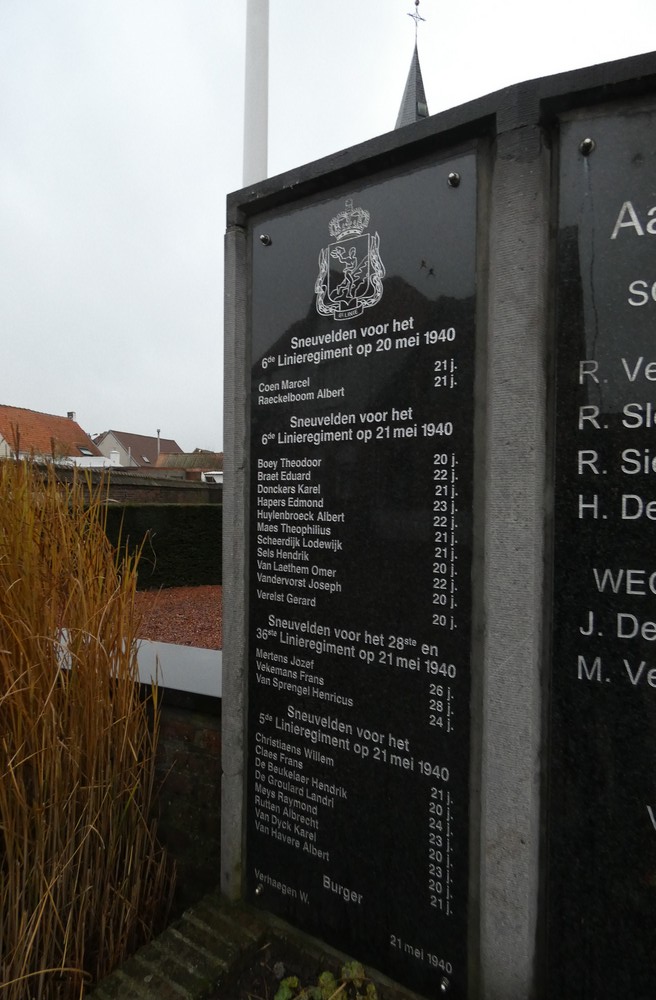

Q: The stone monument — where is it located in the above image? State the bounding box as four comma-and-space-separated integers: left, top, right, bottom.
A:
223, 50, 656, 1000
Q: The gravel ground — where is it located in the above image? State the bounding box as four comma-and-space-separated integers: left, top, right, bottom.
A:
133, 584, 222, 649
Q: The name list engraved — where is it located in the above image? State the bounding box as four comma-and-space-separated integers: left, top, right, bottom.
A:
549, 113, 656, 1000
246, 160, 476, 1000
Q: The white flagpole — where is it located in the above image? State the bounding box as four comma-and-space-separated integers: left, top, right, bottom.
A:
243, 0, 269, 186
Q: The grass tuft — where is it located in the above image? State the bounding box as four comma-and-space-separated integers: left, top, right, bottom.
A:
0, 461, 174, 998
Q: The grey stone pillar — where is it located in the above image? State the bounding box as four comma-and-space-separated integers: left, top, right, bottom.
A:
221, 220, 249, 901
478, 116, 551, 999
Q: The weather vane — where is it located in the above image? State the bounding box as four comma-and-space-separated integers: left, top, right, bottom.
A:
407, 0, 426, 40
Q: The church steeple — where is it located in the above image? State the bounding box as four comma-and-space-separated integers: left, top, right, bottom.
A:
395, 2, 429, 129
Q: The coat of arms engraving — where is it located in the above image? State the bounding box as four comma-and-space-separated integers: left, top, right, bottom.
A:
315, 199, 385, 321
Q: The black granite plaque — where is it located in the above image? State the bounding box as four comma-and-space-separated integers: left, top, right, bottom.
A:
550, 111, 656, 997
246, 154, 477, 998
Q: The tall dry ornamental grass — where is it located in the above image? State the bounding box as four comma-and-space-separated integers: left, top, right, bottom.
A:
0, 462, 174, 999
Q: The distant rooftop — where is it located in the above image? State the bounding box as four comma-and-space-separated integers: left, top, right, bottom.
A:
156, 451, 223, 471
94, 429, 183, 467
0, 405, 101, 459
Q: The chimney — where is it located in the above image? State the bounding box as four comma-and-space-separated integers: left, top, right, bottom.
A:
67, 411, 76, 421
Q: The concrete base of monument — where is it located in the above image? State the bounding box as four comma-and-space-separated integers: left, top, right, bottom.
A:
136, 639, 222, 698
89, 890, 430, 1000
218, 912, 433, 1000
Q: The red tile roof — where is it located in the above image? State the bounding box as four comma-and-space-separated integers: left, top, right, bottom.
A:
0, 405, 101, 458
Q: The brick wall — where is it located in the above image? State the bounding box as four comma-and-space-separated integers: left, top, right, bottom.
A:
104, 504, 222, 587
104, 478, 222, 505
154, 691, 222, 915
53, 465, 223, 505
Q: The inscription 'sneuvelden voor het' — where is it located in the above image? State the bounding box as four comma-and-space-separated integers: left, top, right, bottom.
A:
246, 156, 477, 999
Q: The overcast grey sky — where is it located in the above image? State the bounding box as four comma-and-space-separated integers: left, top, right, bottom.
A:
0, 1, 653, 451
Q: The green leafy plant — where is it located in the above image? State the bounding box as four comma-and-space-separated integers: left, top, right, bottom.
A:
274, 961, 379, 1000
0, 462, 174, 998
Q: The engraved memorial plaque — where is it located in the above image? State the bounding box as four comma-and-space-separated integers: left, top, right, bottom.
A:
550, 110, 656, 998
246, 154, 477, 998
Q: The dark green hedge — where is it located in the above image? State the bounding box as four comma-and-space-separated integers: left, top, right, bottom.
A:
104, 504, 222, 589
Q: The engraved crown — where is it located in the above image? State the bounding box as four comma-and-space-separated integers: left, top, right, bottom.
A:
329, 199, 370, 241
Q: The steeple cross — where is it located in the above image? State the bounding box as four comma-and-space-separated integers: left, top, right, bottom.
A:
407, 0, 426, 40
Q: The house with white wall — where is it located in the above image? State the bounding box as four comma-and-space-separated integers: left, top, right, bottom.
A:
0, 405, 116, 467
94, 429, 183, 468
